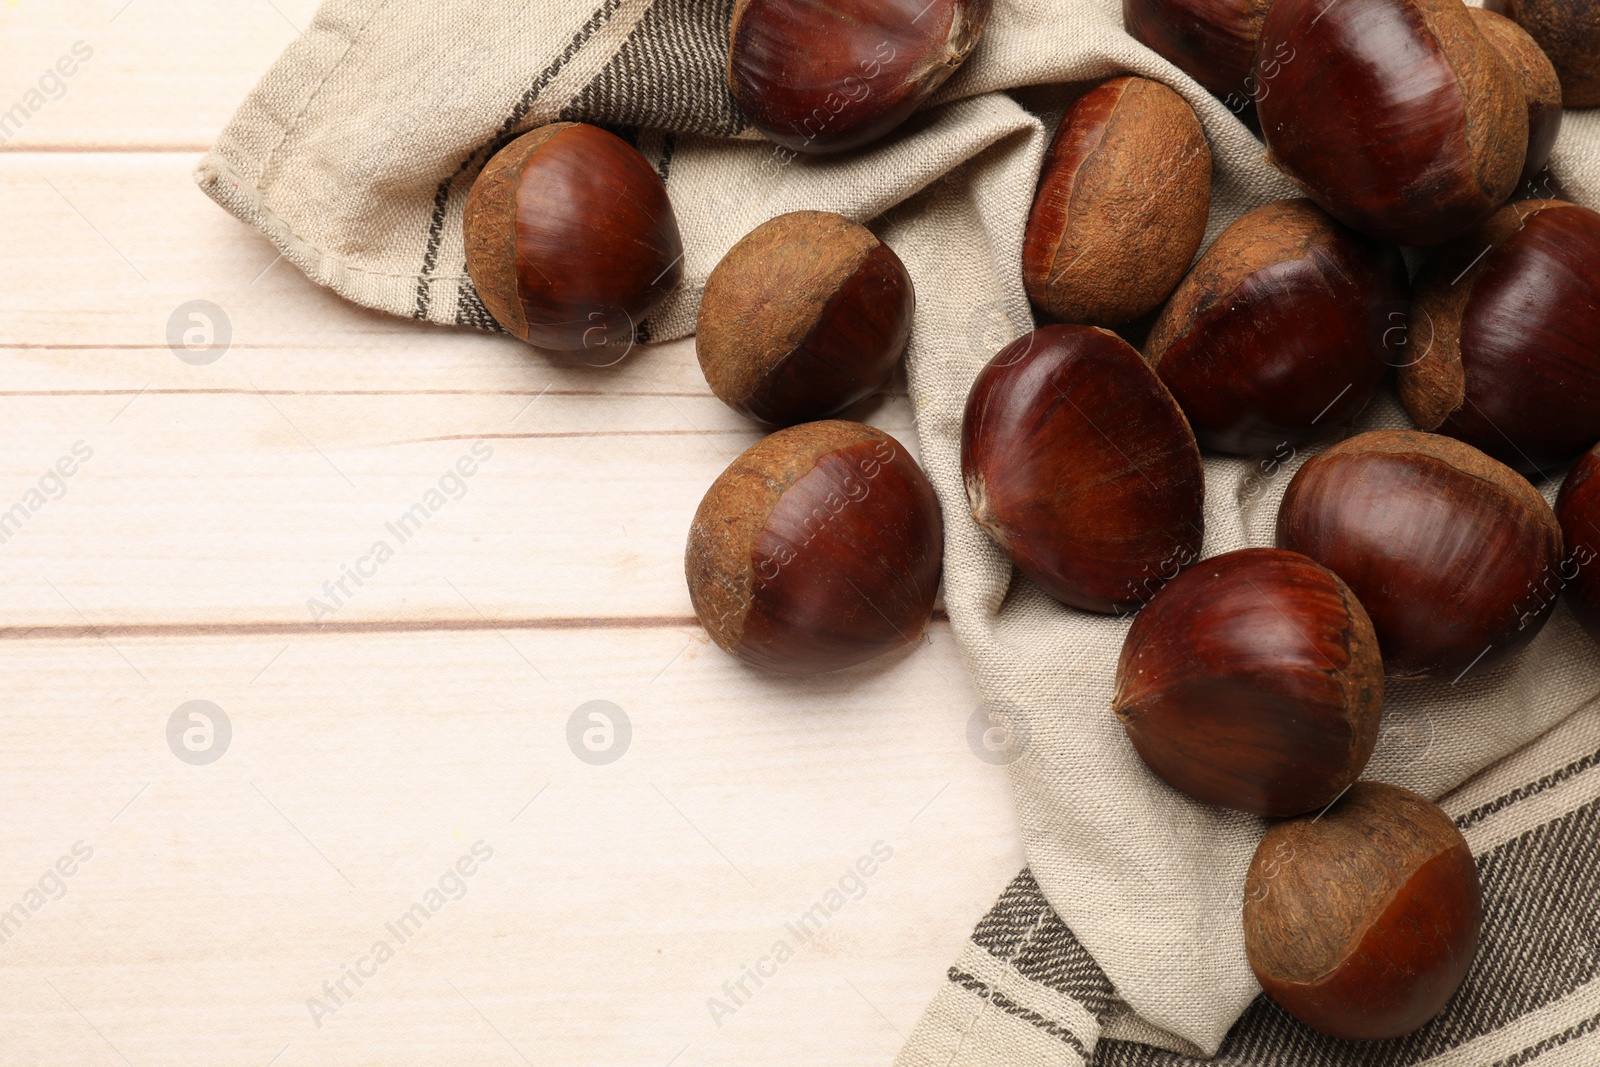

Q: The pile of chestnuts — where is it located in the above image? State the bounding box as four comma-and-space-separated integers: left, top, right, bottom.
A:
971, 0, 1597, 1040
452, 0, 1600, 1044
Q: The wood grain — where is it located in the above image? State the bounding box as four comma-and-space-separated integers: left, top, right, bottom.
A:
0, 628, 1019, 1067
0, 0, 317, 151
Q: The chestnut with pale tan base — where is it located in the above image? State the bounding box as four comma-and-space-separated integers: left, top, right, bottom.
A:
1244, 783, 1482, 1041
961, 325, 1205, 614
462, 123, 683, 353
1487, 0, 1600, 107
1023, 76, 1212, 328
1257, 0, 1527, 246
1403, 200, 1600, 475
1113, 548, 1384, 817
696, 211, 914, 427
685, 421, 942, 675
1471, 8, 1563, 188
1277, 430, 1565, 679
1144, 198, 1407, 455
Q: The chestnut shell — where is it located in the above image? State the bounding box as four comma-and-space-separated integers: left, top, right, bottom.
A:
1122, 0, 1272, 103
1277, 430, 1565, 679
1023, 76, 1212, 328
728, 0, 993, 154
1556, 444, 1600, 645
696, 211, 914, 427
961, 324, 1205, 614
1113, 547, 1384, 817
1256, 0, 1527, 246
1486, 0, 1600, 107
1403, 200, 1600, 476
1244, 782, 1482, 1041
1145, 198, 1408, 455
463, 123, 683, 352
685, 420, 943, 674
1471, 8, 1563, 189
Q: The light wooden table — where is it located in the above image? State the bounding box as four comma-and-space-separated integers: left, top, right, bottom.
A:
0, 2, 1025, 1065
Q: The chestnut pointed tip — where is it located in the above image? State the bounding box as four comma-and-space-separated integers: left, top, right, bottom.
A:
963, 473, 1009, 549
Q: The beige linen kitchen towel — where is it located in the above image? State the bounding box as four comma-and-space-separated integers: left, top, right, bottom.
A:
195, 0, 1600, 1055
897, 697, 1600, 1065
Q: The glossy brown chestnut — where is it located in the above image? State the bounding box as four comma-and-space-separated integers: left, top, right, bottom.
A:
685, 420, 942, 674
1403, 200, 1600, 475
961, 324, 1205, 614
1244, 782, 1482, 1041
1256, 0, 1527, 246
1024, 76, 1212, 328
463, 123, 683, 353
728, 0, 992, 154
1556, 444, 1600, 644
1277, 430, 1565, 679
1144, 198, 1409, 455
1486, 0, 1600, 107
1113, 548, 1384, 817
696, 211, 914, 427
1471, 8, 1563, 189
1122, 0, 1271, 104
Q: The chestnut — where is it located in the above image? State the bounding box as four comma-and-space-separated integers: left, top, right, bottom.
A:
1144, 198, 1408, 455
727, 0, 992, 155
1486, 0, 1600, 107
1402, 200, 1600, 475
961, 324, 1205, 614
1113, 548, 1384, 817
1556, 443, 1600, 644
1471, 8, 1563, 189
1024, 76, 1212, 328
1277, 430, 1565, 679
463, 123, 683, 352
1122, 0, 1271, 104
685, 420, 942, 674
696, 211, 914, 427
1256, 0, 1527, 246
1243, 782, 1481, 1040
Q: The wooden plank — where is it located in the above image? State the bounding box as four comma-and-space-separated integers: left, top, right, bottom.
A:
0, 628, 1022, 1065
0, 0, 315, 151
0, 410, 904, 628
